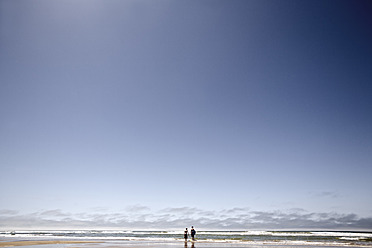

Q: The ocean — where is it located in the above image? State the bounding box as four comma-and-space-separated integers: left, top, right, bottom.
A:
1, 230, 372, 247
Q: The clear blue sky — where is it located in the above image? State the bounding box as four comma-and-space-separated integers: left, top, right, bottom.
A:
1, 0, 372, 230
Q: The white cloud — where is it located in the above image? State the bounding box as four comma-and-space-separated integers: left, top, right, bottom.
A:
0, 207, 371, 231
39, 210, 70, 217
309, 191, 340, 198
0, 209, 19, 215
125, 205, 151, 212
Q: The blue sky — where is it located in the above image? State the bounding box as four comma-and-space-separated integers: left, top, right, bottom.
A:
1, 0, 372, 230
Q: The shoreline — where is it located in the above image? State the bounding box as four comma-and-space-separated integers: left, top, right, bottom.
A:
0, 240, 101, 247
1, 239, 372, 248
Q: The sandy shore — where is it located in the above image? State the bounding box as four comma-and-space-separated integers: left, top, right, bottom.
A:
1, 240, 369, 248
0, 240, 101, 247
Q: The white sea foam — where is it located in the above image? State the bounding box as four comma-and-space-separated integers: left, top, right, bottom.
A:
1, 230, 371, 247
311, 231, 372, 237
195, 230, 372, 238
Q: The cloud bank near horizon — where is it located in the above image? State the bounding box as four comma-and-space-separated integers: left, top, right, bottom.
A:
1, 207, 371, 231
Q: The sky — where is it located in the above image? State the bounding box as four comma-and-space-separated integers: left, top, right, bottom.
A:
1, 0, 372, 231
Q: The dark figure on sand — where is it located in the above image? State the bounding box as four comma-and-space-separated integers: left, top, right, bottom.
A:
191, 226, 196, 240
184, 228, 189, 241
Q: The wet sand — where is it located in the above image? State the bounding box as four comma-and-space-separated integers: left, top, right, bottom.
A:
0, 240, 368, 248
0, 240, 101, 247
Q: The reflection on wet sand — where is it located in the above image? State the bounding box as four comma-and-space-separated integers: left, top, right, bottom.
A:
184, 241, 195, 248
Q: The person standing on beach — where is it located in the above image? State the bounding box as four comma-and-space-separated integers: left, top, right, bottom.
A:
191, 226, 196, 240
184, 228, 189, 241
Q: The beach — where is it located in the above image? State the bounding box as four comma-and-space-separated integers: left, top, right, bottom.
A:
1, 239, 372, 248
0, 240, 101, 247
1, 230, 372, 248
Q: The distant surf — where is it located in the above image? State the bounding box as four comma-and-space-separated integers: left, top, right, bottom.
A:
1, 230, 372, 247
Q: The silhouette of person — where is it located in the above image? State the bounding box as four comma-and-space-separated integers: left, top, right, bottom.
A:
191, 226, 196, 240
184, 228, 189, 241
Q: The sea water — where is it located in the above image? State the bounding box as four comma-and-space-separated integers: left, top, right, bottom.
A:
1, 230, 372, 247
